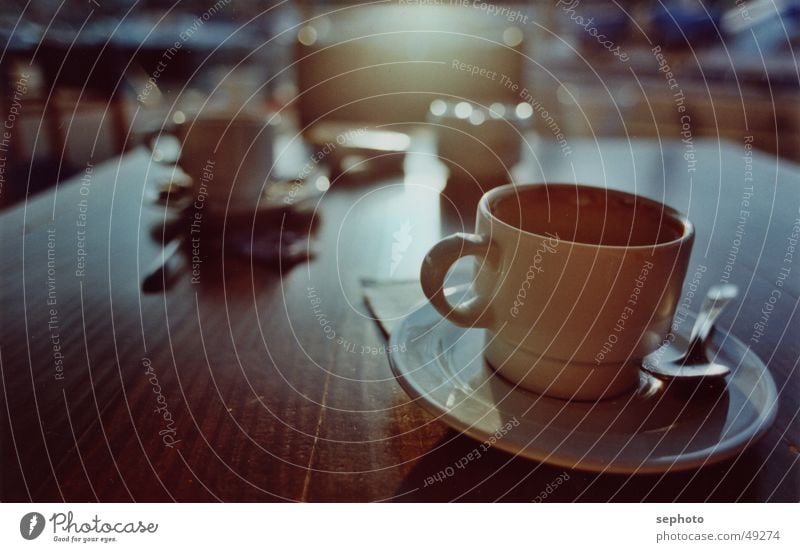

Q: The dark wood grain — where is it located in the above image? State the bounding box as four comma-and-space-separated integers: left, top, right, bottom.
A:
1, 135, 798, 502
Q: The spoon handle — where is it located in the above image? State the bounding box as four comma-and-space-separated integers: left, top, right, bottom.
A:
685, 284, 738, 359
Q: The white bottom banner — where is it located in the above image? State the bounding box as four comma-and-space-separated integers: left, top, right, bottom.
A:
1, 503, 797, 550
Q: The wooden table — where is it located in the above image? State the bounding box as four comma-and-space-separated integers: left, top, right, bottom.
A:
1, 134, 798, 502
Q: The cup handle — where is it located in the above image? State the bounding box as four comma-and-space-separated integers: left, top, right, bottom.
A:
420, 232, 496, 328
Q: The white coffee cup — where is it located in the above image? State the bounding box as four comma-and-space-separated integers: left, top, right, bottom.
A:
169, 110, 275, 214
420, 183, 694, 400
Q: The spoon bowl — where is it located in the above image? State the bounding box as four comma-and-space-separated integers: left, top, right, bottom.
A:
643, 284, 739, 381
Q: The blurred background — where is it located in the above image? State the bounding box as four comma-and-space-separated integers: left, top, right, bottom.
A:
1, 0, 799, 208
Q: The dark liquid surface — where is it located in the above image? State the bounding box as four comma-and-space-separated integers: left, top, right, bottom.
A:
490, 186, 686, 246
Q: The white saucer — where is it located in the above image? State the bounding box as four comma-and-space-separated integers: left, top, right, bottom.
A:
389, 290, 778, 474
